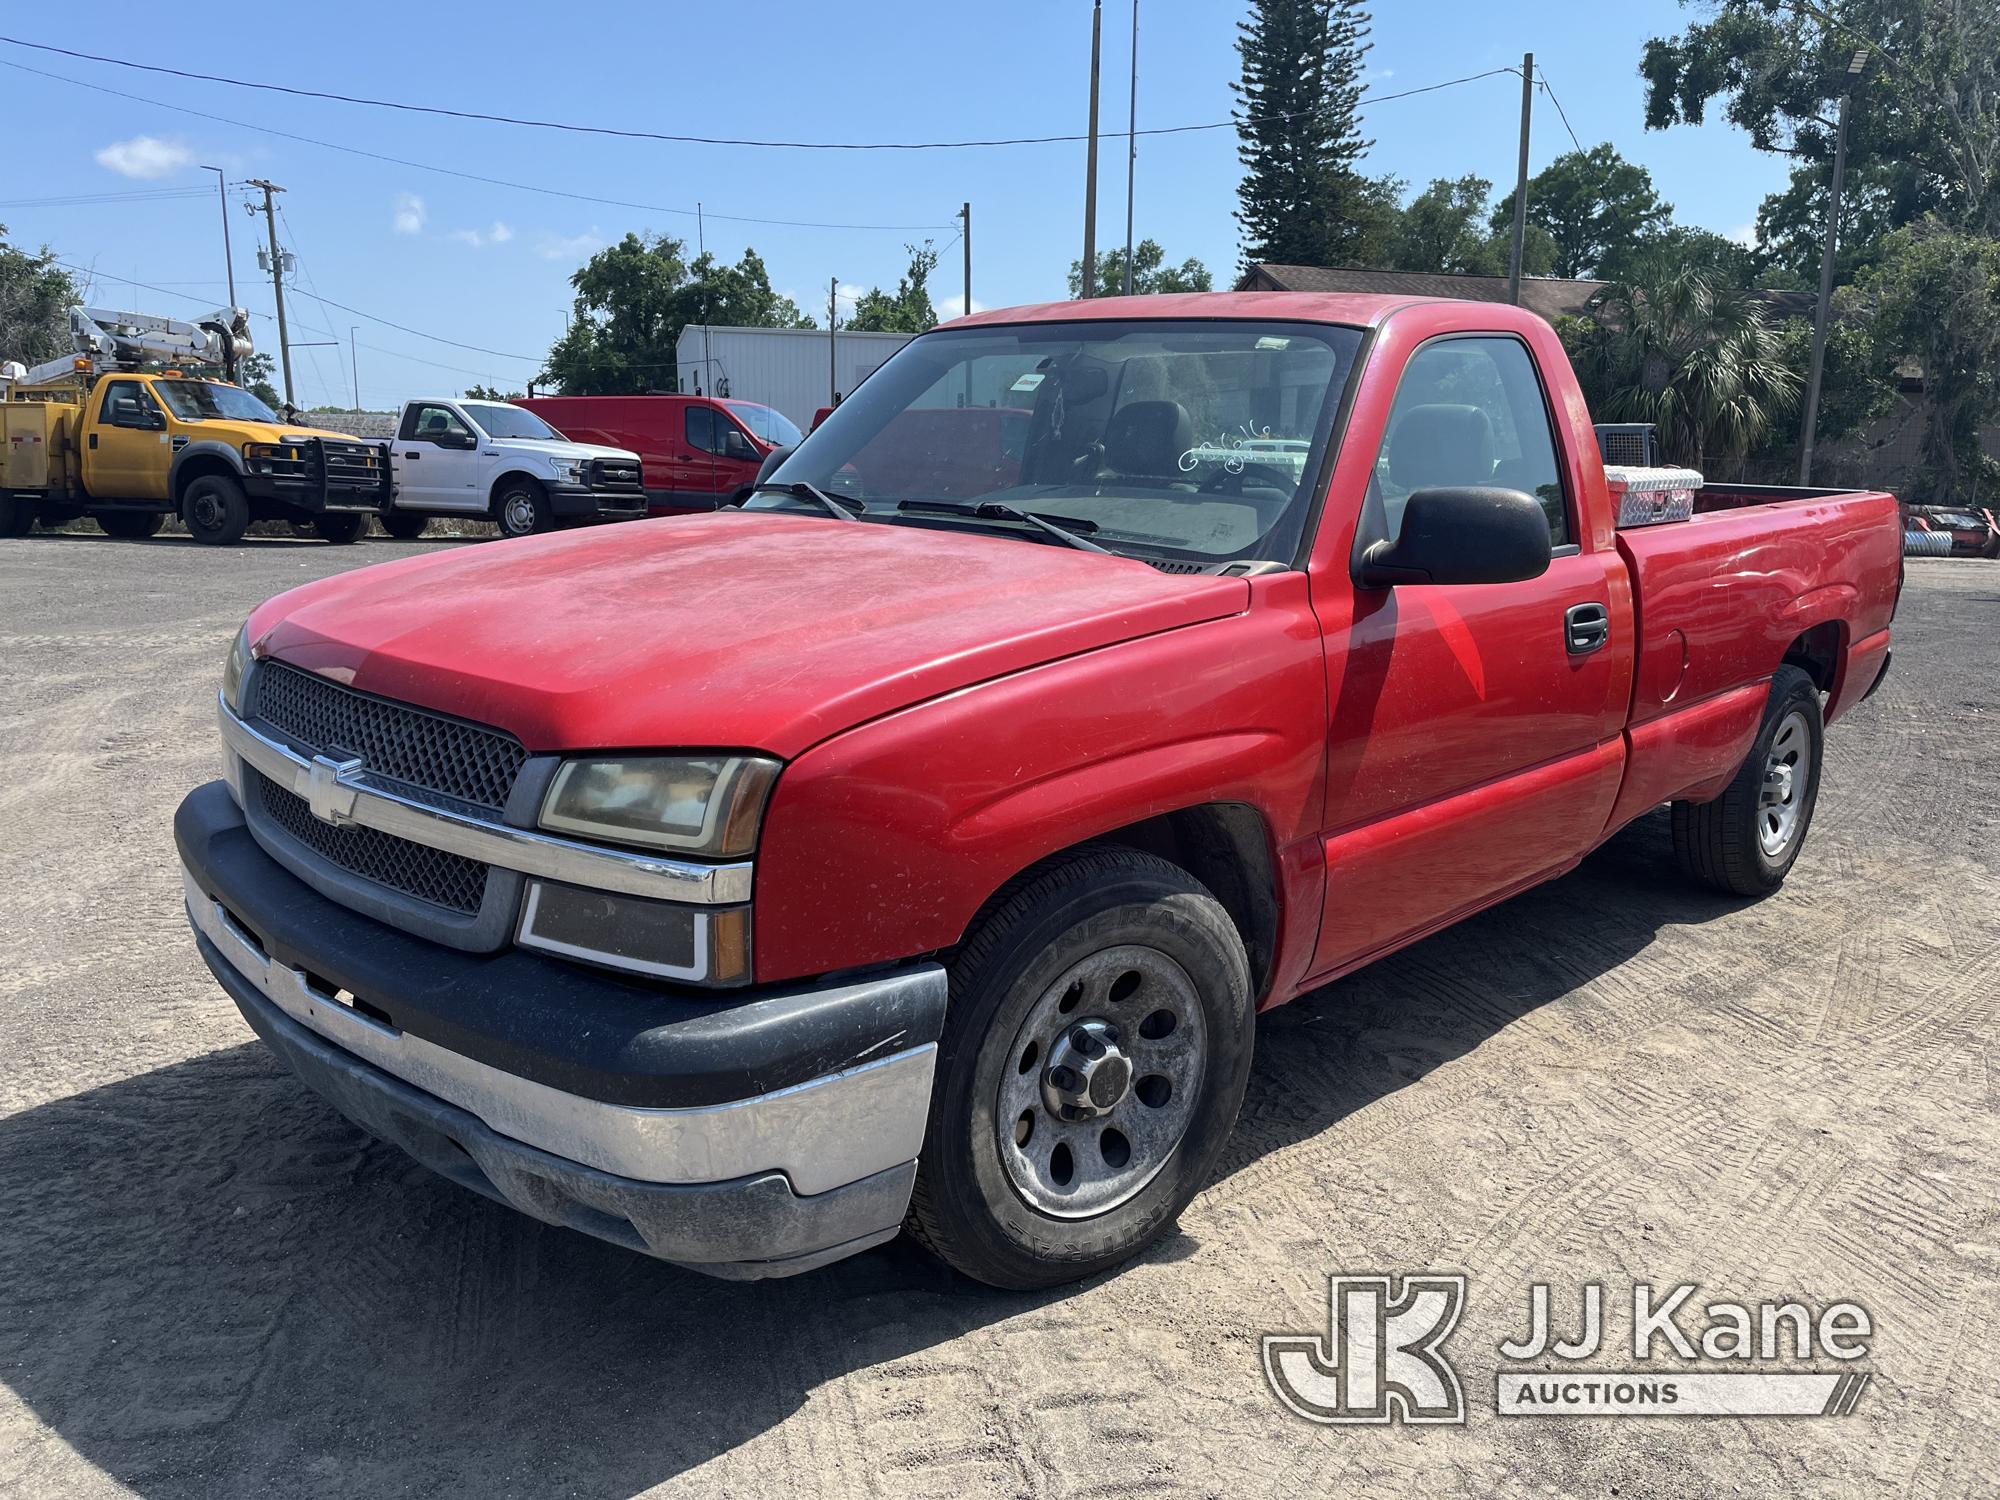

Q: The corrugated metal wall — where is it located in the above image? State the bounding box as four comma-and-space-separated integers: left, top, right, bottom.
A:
674, 327, 913, 430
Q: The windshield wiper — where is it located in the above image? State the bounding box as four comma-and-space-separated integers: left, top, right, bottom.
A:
898, 499, 1114, 554
751, 480, 862, 520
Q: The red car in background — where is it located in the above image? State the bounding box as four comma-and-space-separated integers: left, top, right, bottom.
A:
519, 394, 803, 514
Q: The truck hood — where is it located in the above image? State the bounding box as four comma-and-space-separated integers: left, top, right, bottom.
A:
250, 513, 1249, 757
486, 436, 641, 464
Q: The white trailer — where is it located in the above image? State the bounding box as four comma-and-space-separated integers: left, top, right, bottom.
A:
675, 325, 913, 433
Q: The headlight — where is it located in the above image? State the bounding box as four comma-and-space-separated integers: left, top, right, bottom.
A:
244, 442, 304, 464
540, 755, 780, 856
546, 456, 581, 481
221, 623, 251, 714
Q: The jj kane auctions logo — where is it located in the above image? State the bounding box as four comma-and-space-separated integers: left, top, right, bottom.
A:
1264, 1275, 1873, 1424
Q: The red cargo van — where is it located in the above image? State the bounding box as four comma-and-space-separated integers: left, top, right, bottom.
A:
518, 394, 803, 514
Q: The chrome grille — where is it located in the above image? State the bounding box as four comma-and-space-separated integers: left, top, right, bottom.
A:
584, 456, 644, 494
256, 771, 488, 914
251, 661, 526, 812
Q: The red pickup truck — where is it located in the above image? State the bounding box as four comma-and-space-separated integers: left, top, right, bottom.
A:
177, 293, 1900, 1289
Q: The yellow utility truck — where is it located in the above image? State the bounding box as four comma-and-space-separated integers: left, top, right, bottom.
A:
1, 306, 389, 544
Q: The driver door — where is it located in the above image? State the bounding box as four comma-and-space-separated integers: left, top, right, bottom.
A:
89, 379, 171, 500
396, 402, 486, 511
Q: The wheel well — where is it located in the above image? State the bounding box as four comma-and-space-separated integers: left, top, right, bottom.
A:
1044, 803, 1281, 1002
171, 456, 237, 504
1783, 622, 1844, 693
489, 471, 545, 509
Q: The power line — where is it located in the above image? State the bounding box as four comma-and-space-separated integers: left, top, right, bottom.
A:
0, 58, 954, 234
1533, 64, 1585, 155
1, 36, 1516, 152
0, 186, 213, 209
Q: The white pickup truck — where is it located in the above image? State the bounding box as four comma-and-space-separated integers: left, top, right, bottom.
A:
382, 397, 646, 539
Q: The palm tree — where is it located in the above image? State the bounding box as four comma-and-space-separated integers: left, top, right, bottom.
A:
1567, 267, 1800, 471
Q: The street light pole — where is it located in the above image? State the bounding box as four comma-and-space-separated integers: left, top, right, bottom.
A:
1123, 0, 1138, 296
1507, 52, 1534, 307
200, 164, 235, 308
1081, 0, 1103, 298
1799, 48, 1870, 486
350, 325, 360, 410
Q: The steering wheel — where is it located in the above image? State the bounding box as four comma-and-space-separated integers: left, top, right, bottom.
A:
1198, 462, 1293, 496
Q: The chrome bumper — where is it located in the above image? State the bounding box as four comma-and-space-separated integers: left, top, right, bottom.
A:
184, 864, 937, 1197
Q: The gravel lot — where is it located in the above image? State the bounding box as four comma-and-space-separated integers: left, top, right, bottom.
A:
1, 533, 1994, 1500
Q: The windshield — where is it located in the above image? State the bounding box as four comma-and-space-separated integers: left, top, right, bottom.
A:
725, 400, 803, 448
154, 381, 281, 424
463, 402, 563, 440
749, 319, 1362, 564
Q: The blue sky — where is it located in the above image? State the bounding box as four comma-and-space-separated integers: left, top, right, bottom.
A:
0, 2, 1787, 409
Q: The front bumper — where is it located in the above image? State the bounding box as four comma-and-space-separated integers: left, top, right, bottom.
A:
177, 782, 946, 1277
549, 481, 648, 521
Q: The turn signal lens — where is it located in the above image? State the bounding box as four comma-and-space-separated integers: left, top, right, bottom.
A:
540, 755, 779, 856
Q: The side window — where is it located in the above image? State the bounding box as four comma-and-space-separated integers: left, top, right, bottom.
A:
685, 405, 718, 455
102, 380, 159, 428
401, 404, 471, 443
1376, 337, 1569, 548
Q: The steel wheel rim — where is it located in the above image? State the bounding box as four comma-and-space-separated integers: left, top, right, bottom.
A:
503, 493, 535, 533
1758, 708, 1811, 857
190, 491, 222, 530
996, 944, 1206, 1219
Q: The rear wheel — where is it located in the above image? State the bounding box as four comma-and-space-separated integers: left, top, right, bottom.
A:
492, 479, 552, 539
380, 512, 430, 540
97, 512, 166, 540
1672, 665, 1824, 896
312, 513, 367, 544
1, 496, 38, 537
906, 846, 1254, 1289
181, 474, 250, 546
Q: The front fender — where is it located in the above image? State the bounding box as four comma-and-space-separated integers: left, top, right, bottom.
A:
169, 439, 246, 498
752, 573, 1328, 991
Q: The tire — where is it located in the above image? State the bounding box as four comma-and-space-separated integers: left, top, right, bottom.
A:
181, 474, 250, 546
906, 846, 1255, 1290
312, 513, 367, 545
380, 512, 430, 541
492, 479, 552, 539
1672, 665, 1825, 896
96, 512, 166, 540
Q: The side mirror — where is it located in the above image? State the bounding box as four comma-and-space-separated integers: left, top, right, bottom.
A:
754, 445, 794, 487
723, 430, 758, 462
442, 430, 477, 450
143, 406, 166, 430
1358, 486, 1552, 588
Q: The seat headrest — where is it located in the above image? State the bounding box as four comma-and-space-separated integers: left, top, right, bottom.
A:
1102, 400, 1194, 478
1388, 403, 1495, 492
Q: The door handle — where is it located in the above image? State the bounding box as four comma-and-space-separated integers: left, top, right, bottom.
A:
404, 452, 421, 459
1565, 602, 1611, 655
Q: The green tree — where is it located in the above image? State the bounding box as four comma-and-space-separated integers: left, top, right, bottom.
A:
464, 383, 526, 401
237, 352, 283, 409
1381, 175, 1555, 277
1601, 225, 1757, 288
1233, 0, 1379, 269
1642, 0, 2000, 244
1491, 145, 1670, 280
1067, 238, 1213, 298
539, 234, 812, 394
1851, 225, 2000, 500
1563, 266, 1800, 470
0, 225, 79, 369
847, 242, 939, 333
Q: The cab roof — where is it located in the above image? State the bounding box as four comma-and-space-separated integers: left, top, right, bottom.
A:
945, 290, 1442, 331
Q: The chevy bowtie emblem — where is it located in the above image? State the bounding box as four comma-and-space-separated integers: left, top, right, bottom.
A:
305, 754, 365, 826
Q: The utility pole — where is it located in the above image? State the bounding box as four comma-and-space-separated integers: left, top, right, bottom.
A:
1123, 0, 1139, 296
828, 275, 839, 406
960, 202, 973, 318
349, 325, 360, 410
247, 179, 294, 409
1507, 53, 1533, 307
200, 165, 236, 308
1800, 47, 1870, 486
1081, 0, 1103, 298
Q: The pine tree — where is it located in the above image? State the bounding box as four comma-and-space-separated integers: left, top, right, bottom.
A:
1233, 0, 1378, 271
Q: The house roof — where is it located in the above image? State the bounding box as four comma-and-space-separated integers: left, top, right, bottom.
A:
1236, 264, 1609, 322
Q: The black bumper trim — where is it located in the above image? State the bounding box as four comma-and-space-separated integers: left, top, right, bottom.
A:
224, 962, 911, 1277
175, 780, 947, 1109
548, 485, 648, 519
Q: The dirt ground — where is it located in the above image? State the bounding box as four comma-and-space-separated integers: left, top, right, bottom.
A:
1, 533, 1995, 1500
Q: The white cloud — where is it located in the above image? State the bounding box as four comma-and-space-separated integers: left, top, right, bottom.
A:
537, 228, 603, 261
392, 192, 426, 235
449, 221, 514, 248
1726, 221, 1760, 248
95, 136, 192, 179
937, 294, 985, 320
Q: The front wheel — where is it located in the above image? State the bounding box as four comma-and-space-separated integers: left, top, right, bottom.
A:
312, 513, 367, 545
1672, 664, 1825, 896
906, 846, 1254, 1289
181, 474, 250, 546
380, 512, 430, 540
492, 480, 552, 539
